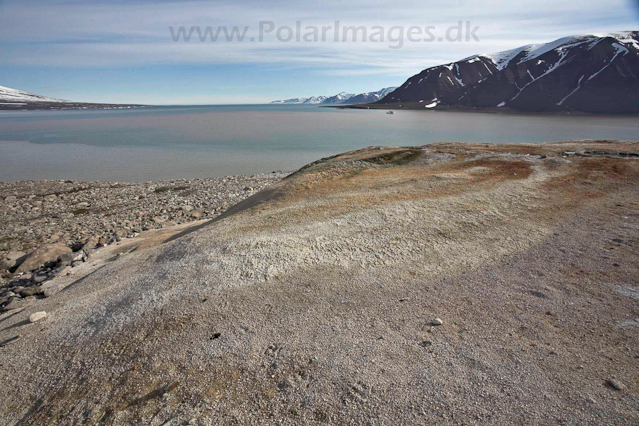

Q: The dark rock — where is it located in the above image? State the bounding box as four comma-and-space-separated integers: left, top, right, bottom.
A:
19, 287, 43, 298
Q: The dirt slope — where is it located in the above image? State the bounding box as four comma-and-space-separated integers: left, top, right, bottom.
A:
1, 141, 638, 425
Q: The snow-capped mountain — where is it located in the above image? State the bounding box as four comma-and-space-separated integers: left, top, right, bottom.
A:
379, 32, 639, 113
270, 96, 328, 105
337, 87, 397, 105
0, 85, 69, 104
321, 92, 355, 104
270, 87, 397, 105
0, 84, 148, 110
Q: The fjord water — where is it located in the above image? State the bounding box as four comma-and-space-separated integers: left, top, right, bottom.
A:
1, 104, 638, 182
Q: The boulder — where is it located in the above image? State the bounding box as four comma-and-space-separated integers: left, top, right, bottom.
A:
19, 287, 43, 298
55, 251, 84, 268
1, 251, 27, 272
83, 236, 100, 250
16, 244, 72, 274
57, 252, 76, 267
29, 311, 47, 323
41, 281, 65, 298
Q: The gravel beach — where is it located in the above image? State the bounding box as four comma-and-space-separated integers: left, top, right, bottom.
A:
0, 172, 287, 286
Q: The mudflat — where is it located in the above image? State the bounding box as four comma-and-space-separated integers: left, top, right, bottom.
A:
0, 141, 638, 424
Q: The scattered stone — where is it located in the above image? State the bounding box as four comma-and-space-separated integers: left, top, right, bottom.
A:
152, 216, 167, 224
29, 311, 47, 323
0, 173, 287, 300
606, 379, 626, 391
432, 318, 443, 326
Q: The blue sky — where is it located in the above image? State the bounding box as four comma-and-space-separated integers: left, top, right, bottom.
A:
0, 0, 637, 104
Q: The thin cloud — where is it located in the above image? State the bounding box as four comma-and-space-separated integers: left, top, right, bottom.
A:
0, 0, 636, 103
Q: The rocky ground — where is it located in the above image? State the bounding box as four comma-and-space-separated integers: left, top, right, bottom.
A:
0, 141, 638, 424
0, 173, 287, 308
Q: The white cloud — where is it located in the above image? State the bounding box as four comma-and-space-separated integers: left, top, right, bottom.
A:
0, 0, 635, 79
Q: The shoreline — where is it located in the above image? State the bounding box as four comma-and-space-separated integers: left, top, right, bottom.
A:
0, 103, 151, 111
324, 103, 639, 116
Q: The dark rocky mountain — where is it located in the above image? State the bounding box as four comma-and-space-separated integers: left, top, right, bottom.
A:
377, 32, 639, 113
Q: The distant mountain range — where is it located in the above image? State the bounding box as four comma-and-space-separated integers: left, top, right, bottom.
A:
376, 31, 639, 113
270, 87, 397, 105
0, 84, 146, 110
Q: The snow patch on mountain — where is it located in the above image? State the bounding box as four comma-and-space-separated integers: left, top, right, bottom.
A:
271, 87, 397, 105
471, 45, 533, 70
270, 96, 328, 104
0, 85, 69, 103
475, 32, 638, 72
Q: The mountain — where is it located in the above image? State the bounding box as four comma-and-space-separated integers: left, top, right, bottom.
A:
270, 95, 328, 105
377, 32, 639, 113
339, 87, 397, 104
0, 85, 69, 105
0, 84, 147, 110
321, 92, 355, 104
270, 87, 397, 105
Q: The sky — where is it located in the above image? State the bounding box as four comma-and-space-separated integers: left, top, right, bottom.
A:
0, 0, 637, 104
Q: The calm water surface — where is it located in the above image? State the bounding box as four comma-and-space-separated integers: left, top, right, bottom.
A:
1, 104, 637, 181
